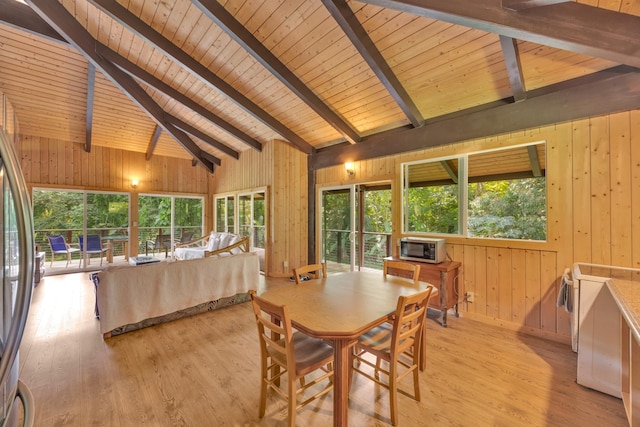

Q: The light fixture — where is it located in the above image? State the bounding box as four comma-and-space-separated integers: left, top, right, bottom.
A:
345, 162, 355, 177
131, 179, 139, 188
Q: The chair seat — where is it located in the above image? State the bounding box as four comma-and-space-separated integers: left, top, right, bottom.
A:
52, 247, 80, 255
357, 322, 395, 355
269, 332, 334, 377
249, 290, 334, 427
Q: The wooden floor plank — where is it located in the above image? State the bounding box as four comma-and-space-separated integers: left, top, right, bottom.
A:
18, 272, 627, 426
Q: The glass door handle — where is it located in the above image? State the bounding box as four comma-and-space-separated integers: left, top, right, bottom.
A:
0, 129, 35, 406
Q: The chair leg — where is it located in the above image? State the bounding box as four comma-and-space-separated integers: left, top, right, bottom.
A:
258, 361, 268, 418
66, 252, 71, 268
389, 362, 399, 426
420, 321, 427, 371
287, 376, 296, 427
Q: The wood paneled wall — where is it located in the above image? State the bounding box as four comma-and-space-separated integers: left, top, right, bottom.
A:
17, 135, 210, 194
16, 134, 212, 256
211, 139, 308, 277
14, 110, 640, 343
315, 110, 640, 343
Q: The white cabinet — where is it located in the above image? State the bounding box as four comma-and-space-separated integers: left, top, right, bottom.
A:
574, 272, 621, 397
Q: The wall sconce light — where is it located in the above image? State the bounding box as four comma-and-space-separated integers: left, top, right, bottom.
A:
131, 179, 139, 188
345, 162, 355, 177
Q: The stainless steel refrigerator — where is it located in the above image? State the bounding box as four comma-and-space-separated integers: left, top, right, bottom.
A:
0, 126, 35, 426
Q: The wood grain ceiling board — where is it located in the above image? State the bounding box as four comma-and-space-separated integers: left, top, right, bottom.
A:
468, 145, 546, 178
518, 42, 616, 91
3, 0, 640, 170
352, 9, 511, 116
221, 0, 405, 137
79, 0, 313, 148
0, 25, 87, 143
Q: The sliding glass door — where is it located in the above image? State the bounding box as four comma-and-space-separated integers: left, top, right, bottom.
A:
319, 183, 392, 273
216, 190, 267, 272
138, 194, 204, 257
32, 189, 130, 267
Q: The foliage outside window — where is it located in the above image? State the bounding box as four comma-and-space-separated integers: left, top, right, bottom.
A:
362, 186, 392, 269
320, 185, 392, 270
215, 196, 235, 233
403, 142, 547, 241
138, 194, 204, 253
32, 189, 129, 260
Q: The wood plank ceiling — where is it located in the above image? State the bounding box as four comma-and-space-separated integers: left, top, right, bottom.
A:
1, 0, 640, 173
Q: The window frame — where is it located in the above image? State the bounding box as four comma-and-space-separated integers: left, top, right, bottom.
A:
401, 141, 547, 242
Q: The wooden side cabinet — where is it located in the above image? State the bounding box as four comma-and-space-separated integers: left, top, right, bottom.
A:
384, 257, 461, 327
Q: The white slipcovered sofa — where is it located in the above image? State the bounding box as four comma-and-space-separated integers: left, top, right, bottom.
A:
174, 231, 249, 260
92, 251, 260, 338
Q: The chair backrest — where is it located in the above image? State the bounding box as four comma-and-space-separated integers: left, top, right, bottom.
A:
249, 290, 296, 373
391, 287, 433, 356
78, 234, 103, 251
383, 260, 421, 285
154, 235, 173, 249
86, 235, 102, 251
47, 235, 67, 251
293, 263, 327, 284
180, 231, 195, 243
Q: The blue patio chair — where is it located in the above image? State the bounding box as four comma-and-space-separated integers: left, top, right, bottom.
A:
78, 235, 109, 266
46, 235, 81, 268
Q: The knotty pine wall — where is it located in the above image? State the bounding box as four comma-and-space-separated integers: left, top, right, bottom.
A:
317, 109, 640, 343
14, 109, 640, 343
16, 134, 212, 256
211, 139, 308, 278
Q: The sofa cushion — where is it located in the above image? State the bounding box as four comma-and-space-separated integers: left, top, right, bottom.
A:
206, 232, 221, 251
229, 234, 243, 254
218, 232, 233, 249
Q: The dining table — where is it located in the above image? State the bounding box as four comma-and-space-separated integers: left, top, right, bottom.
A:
258, 270, 436, 427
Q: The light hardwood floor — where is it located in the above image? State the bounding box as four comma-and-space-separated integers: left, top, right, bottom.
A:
19, 272, 627, 426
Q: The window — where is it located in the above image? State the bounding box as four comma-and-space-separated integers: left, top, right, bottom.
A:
138, 194, 204, 255
32, 189, 130, 262
403, 142, 546, 241
215, 195, 235, 233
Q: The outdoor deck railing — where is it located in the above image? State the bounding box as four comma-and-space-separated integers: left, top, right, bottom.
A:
35, 226, 202, 265
322, 229, 391, 270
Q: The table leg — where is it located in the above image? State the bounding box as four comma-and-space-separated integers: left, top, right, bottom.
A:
332, 339, 351, 427
440, 271, 448, 327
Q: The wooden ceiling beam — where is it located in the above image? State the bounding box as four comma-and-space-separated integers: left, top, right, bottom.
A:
321, 0, 424, 128
501, 0, 571, 11
87, 0, 313, 154
527, 145, 542, 177
95, 43, 260, 154
146, 125, 162, 161
0, 0, 262, 158
85, 63, 95, 153
165, 114, 234, 162
360, 0, 640, 68
0, 0, 65, 44
192, 0, 362, 144
499, 36, 526, 102
310, 66, 640, 169
25, 0, 215, 173
440, 160, 458, 183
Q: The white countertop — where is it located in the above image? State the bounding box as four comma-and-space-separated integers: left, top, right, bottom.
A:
574, 262, 640, 343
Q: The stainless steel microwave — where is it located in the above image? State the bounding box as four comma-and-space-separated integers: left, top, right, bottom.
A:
399, 237, 446, 264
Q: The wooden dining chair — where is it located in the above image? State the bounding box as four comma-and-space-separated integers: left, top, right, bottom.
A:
383, 259, 421, 284
293, 262, 327, 284
351, 287, 434, 426
249, 290, 334, 427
